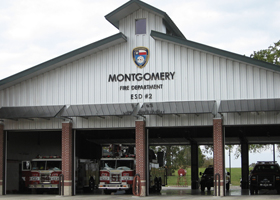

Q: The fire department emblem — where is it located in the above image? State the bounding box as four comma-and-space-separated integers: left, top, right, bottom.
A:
132, 47, 149, 69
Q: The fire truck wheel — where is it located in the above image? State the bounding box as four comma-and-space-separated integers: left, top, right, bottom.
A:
104, 190, 112, 195
154, 177, 159, 192
158, 177, 162, 192
89, 177, 95, 192
125, 188, 133, 194
201, 185, 205, 192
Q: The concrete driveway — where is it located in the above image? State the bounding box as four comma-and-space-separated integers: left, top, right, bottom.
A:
0, 186, 279, 199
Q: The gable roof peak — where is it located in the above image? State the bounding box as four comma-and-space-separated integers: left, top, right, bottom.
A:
105, 0, 185, 39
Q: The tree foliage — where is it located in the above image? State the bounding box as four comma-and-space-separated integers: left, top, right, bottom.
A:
250, 40, 280, 66
150, 145, 205, 175
202, 144, 271, 159
202, 157, 213, 168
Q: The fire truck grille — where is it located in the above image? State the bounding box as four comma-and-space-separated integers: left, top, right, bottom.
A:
41, 173, 50, 183
111, 173, 121, 183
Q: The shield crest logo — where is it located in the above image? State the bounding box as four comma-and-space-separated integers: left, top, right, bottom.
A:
132, 47, 150, 69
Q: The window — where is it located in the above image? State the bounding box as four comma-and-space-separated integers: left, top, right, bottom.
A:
135, 19, 146, 35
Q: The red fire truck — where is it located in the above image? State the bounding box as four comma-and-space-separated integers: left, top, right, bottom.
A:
21, 155, 62, 191
98, 144, 166, 194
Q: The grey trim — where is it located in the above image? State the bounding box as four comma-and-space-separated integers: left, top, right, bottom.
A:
0, 105, 64, 119
138, 101, 216, 116
61, 103, 138, 117
0, 33, 127, 89
218, 99, 280, 113
151, 31, 280, 73
105, 0, 185, 39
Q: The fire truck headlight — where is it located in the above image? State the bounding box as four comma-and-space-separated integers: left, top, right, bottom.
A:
51, 176, 59, 181
30, 177, 40, 181
100, 177, 110, 181
122, 177, 133, 181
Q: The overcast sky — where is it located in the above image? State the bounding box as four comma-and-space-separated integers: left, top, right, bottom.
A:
224, 145, 280, 168
1, 0, 280, 80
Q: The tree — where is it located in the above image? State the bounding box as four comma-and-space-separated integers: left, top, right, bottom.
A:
250, 40, 280, 66
202, 144, 271, 159
150, 145, 205, 175
202, 157, 213, 168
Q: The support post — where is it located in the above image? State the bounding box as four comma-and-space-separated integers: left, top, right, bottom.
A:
191, 143, 199, 189
241, 141, 249, 189
213, 118, 225, 196
62, 121, 73, 196
0, 122, 4, 195
135, 120, 146, 196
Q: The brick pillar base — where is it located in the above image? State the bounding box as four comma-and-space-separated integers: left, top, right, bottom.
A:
135, 120, 146, 196
62, 122, 73, 196
0, 122, 3, 195
213, 118, 225, 196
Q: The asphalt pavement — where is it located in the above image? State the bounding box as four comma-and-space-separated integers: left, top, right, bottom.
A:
0, 186, 279, 200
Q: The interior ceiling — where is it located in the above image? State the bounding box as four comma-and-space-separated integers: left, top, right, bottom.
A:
77, 125, 280, 146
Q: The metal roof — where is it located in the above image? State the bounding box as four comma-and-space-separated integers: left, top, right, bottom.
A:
138, 101, 216, 116
61, 103, 138, 118
218, 99, 280, 114
105, 0, 185, 39
0, 33, 127, 90
150, 30, 280, 73
0, 105, 64, 120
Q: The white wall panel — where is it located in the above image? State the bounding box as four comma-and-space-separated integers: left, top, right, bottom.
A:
206, 54, 214, 100
220, 58, 227, 100
240, 64, 247, 99
2, 8, 280, 130
253, 67, 260, 98
187, 49, 194, 100
233, 62, 240, 99
226, 60, 234, 100
267, 71, 274, 98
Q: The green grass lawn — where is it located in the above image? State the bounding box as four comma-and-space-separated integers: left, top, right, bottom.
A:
166, 168, 249, 186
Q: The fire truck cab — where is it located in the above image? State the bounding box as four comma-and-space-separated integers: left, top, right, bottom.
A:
98, 144, 166, 194
98, 144, 135, 194
21, 155, 62, 191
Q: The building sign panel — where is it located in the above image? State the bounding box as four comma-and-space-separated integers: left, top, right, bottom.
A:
107, 47, 176, 101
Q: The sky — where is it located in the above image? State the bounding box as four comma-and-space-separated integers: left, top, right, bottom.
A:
1, 0, 280, 166
1, 0, 280, 80
224, 145, 280, 168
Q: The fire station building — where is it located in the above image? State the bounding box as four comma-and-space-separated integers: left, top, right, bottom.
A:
1, 0, 280, 197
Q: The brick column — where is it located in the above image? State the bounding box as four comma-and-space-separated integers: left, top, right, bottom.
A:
62, 121, 73, 196
135, 120, 146, 196
0, 122, 3, 195
213, 118, 225, 196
